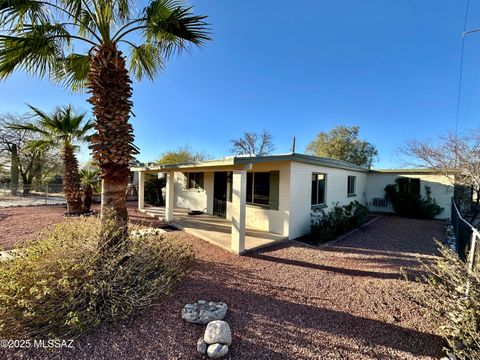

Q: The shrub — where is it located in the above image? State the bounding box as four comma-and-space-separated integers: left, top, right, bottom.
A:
0, 217, 193, 338
419, 242, 480, 359
311, 201, 369, 242
384, 179, 443, 219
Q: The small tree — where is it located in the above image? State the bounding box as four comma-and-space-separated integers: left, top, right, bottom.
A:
230, 129, 274, 156
306, 126, 378, 168
157, 145, 209, 165
79, 167, 100, 213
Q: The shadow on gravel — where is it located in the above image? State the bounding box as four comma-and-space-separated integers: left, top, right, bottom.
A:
250, 251, 405, 280
186, 259, 444, 359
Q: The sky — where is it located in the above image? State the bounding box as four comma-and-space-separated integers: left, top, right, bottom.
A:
0, 0, 478, 168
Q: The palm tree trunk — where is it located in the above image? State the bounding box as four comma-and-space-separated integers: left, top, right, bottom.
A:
10, 143, 18, 196
88, 43, 137, 247
82, 184, 93, 213
62, 144, 83, 215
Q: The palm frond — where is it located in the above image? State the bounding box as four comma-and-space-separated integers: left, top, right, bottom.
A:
143, 0, 210, 51
23, 138, 52, 152
128, 42, 164, 80
0, 0, 50, 27
52, 53, 91, 91
0, 23, 71, 78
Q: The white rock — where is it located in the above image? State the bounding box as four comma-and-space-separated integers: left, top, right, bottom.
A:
181, 301, 228, 324
204, 320, 232, 345
207, 343, 229, 358
197, 337, 207, 354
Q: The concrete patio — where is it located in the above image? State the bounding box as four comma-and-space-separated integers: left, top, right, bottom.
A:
139, 206, 287, 254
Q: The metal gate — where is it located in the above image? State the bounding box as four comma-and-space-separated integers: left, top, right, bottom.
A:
213, 198, 227, 218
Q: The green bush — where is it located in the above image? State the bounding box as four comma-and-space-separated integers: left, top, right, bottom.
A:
311, 201, 369, 242
384, 179, 443, 219
419, 242, 480, 359
0, 217, 193, 338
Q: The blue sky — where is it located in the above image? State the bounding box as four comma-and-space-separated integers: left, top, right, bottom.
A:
0, 0, 477, 168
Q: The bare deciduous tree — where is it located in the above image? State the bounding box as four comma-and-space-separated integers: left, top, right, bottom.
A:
0, 113, 61, 195
230, 129, 275, 156
402, 131, 480, 221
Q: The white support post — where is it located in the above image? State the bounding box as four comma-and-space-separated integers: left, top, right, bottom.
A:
231, 170, 246, 254
165, 172, 174, 222
138, 172, 145, 210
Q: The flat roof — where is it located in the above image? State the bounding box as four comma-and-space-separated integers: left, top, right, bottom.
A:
370, 168, 439, 174
131, 153, 445, 174
131, 153, 370, 173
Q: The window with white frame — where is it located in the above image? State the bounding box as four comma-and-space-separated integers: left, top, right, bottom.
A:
311, 173, 326, 205
347, 176, 356, 196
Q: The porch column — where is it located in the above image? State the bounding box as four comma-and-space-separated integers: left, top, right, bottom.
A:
138, 171, 145, 210
165, 172, 174, 222
231, 169, 246, 254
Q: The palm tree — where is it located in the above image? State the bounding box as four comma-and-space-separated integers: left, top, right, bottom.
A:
9, 105, 93, 215
79, 167, 100, 213
0, 0, 210, 246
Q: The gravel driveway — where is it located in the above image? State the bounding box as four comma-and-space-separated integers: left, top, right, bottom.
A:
0, 207, 445, 359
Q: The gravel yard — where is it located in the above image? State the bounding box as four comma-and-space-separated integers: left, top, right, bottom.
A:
0, 206, 445, 359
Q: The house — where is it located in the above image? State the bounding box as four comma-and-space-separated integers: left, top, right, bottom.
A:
131, 153, 453, 254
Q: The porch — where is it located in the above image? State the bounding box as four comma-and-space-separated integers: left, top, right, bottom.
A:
140, 206, 287, 253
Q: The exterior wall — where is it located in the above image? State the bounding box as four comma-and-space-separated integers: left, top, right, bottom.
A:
288, 162, 368, 240
173, 172, 214, 214
226, 161, 291, 236
366, 172, 453, 219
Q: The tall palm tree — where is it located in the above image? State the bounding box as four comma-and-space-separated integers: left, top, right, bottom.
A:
9, 105, 93, 214
0, 0, 210, 246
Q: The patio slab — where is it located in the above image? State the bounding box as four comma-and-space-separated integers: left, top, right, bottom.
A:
140, 206, 287, 253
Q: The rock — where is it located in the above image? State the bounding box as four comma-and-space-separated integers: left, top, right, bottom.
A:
181, 301, 228, 324
196, 337, 207, 354
207, 343, 229, 358
204, 320, 232, 345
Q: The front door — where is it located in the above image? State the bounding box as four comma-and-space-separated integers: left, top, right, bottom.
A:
213, 172, 228, 218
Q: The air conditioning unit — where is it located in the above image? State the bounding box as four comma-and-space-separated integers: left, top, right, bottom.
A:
372, 198, 388, 207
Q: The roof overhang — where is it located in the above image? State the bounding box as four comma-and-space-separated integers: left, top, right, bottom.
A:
131, 153, 370, 173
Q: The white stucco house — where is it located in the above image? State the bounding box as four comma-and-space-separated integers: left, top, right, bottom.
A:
131, 153, 453, 255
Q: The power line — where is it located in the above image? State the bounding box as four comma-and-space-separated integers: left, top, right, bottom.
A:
455, 0, 471, 135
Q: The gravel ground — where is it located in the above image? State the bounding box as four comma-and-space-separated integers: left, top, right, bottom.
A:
0, 207, 445, 359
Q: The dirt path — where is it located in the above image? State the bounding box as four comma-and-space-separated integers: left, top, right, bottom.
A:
0, 209, 445, 359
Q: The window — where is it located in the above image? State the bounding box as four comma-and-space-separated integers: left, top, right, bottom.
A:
347, 176, 356, 196
186, 172, 204, 189
397, 177, 420, 195
247, 172, 270, 206
311, 173, 326, 205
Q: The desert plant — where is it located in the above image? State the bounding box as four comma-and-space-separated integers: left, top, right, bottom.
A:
419, 242, 480, 359
8, 105, 93, 215
385, 178, 443, 219
0, 217, 193, 338
0, 0, 210, 246
79, 167, 100, 213
311, 201, 369, 242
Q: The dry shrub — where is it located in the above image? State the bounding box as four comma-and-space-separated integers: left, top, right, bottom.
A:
420, 241, 480, 359
0, 217, 193, 338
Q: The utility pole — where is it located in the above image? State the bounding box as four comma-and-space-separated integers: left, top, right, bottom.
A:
291, 137, 296, 153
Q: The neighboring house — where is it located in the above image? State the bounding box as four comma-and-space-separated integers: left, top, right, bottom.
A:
131, 153, 453, 254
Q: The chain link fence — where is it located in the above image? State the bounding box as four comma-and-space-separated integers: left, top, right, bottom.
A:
451, 199, 479, 271
0, 183, 65, 207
